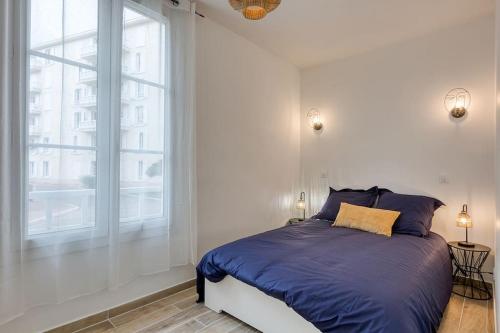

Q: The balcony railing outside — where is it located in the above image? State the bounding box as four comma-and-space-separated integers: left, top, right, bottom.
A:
79, 69, 97, 83
30, 102, 42, 114
78, 120, 97, 131
81, 43, 98, 59
29, 124, 42, 135
75, 94, 97, 107
28, 187, 162, 235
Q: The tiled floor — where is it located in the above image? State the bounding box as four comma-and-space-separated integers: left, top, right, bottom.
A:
73, 287, 493, 333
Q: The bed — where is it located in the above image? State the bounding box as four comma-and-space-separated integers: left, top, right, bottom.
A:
196, 220, 452, 333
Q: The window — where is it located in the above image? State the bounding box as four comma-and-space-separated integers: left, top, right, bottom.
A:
90, 161, 97, 176
135, 52, 141, 72
42, 161, 49, 177
139, 132, 144, 149
74, 112, 81, 128
29, 162, 36, 177
120, 6, 166, 222
27, 0, 98, 235
137, 161, 144, 180
135, 106, 144, 123
26, 0, 168, 236
136, 83, 145, 98
74, 89, 81, 102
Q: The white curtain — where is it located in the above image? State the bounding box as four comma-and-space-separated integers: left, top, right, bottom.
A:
0, 0, 196, 325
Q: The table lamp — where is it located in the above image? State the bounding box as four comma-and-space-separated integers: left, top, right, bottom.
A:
456, 204, 474, 248
296, 192, 306, 221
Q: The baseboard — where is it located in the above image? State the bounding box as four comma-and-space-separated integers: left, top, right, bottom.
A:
45, 279, 196, 333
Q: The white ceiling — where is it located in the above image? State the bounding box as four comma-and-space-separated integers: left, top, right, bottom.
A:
196, 0, 494, 68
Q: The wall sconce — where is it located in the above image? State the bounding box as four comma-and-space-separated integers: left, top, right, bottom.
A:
444, 88, 471, 119
296, 192, 306, 221
307, 108, 323, 131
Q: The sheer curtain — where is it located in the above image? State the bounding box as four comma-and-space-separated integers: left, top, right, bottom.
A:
0, 0, 196, 325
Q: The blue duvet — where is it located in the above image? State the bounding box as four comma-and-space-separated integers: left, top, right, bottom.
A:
197, 220, 452, 333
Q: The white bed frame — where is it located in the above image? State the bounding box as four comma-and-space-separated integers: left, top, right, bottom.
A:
205, 276, 320, 333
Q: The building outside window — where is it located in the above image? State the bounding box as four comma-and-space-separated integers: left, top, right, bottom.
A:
26, 1, 167, 235
29, 161, 36, 177
42, 161, 49, 177
135, 52, 141, 72
136, 82, 145, 98
136, 106, 144, 123
74, 113, 81, 128
139, 132, 144, 149
138, 160, 144, 180
43, 137, 49, 153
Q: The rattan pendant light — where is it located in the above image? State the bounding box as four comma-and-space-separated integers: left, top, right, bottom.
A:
229, 0, 281, 20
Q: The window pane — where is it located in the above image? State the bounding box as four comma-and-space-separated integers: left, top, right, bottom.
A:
64, 0, 98, 65
65, 64, 98, 146
30, 0, 63, 57
122, 7, 165, 84
29, 56, 98, 147
120, 153, 163, 223
28, 148, 96, 235
28, 55, 62, 140
121, 80, 164, 151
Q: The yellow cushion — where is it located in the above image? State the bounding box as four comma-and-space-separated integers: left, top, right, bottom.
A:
333, 202, 400, 237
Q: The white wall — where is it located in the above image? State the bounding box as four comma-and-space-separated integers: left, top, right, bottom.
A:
196, 17, 301, 258
495, 0, 500, 328
301, 16, 496, 271
0, 265, 194, 332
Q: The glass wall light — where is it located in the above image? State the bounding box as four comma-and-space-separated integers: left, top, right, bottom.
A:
444, 88, 471, 119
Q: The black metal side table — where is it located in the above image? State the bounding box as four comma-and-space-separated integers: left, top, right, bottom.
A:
447, 241, 491, 300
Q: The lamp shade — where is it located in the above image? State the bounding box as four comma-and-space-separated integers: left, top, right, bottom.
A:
229, 0, 281, 20
456, 204, 472, 228
296, 192, 306, 210
444, 88, 471, 118
296, 200, 306, 210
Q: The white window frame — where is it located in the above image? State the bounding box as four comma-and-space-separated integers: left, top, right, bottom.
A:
22, 0, 171, 247
23, 0, 112, 246
119, 0, 169, 228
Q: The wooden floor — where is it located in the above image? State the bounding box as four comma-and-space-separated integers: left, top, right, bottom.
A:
438, 292, 494, 333
73, 286, 493, 333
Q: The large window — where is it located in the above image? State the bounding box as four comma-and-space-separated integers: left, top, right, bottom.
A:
26, 0, 168, 237
27, 0, 98, 236
119, 6, 166, 223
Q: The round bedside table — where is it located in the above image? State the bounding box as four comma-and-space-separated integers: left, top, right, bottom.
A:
447, 241, 491, 300
286, 218, 305, 226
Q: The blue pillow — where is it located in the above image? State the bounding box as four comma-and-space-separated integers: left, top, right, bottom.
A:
376, 192, 444, 237
312, 186, 379, 221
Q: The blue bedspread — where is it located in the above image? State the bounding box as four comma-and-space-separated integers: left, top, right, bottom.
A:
196, 220, 452, 333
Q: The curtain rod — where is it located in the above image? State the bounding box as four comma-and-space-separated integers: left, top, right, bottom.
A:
169, 0, 205, 17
